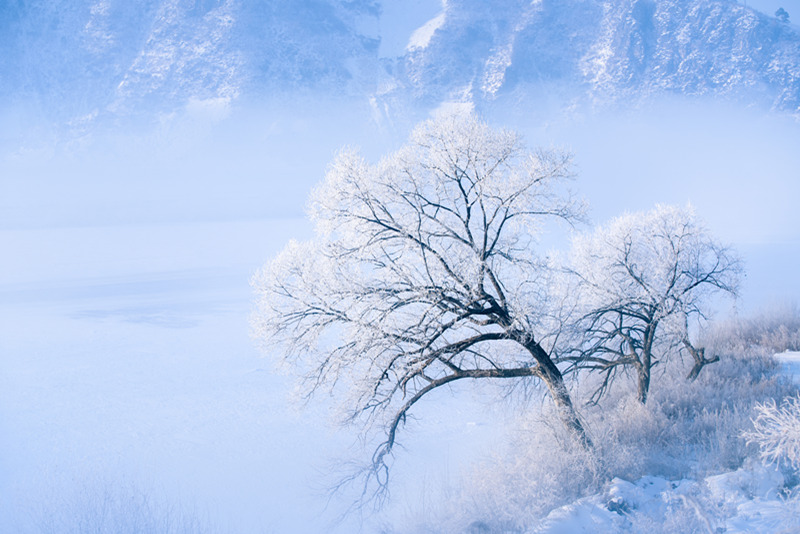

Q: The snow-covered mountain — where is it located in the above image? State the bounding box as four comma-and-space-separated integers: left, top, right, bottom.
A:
385, 0, 800, 112
2, 0, 799, 122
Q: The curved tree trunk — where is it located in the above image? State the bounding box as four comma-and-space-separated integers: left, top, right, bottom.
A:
526, 340, 593, 449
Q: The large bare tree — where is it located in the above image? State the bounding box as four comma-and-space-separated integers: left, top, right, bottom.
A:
251, 111, 588, 503
563, 204, 741, 404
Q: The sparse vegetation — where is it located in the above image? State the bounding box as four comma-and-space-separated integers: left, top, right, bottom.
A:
22, 479, 219, 534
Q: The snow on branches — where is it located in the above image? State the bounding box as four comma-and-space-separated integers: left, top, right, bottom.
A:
251, 110, 588, 504
563, 204, 742, 403
252, 112, 747, 509
746, 395, 800, 470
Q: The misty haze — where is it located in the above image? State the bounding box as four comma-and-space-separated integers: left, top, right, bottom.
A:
1, 1, 800, 533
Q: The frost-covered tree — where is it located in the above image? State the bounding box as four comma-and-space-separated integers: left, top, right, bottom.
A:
564, 204, 741, 404
776, 7, 790, 23
251, 111, 588, 503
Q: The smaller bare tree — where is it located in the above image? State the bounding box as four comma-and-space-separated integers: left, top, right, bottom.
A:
562, 204, 741, 404
252, 110, 588, 505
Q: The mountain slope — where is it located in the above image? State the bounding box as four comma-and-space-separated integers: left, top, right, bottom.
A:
384, 0, 800, 113
0, 0, 381, 119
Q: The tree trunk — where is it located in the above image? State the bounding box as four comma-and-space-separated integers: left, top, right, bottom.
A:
526, 340, 593, 449
636, 325, 656, 404
636, 358, 650, 404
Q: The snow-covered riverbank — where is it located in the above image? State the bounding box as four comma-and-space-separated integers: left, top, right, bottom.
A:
530, 463, 799, 533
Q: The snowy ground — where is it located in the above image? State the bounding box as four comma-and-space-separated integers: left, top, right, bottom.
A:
531, 464, 800, 534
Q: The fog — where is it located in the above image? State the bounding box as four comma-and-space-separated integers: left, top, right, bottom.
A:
1, 89, 798, 532
501, 98, 800, 312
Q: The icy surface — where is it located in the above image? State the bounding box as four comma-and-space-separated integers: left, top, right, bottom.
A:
0, 220, 319, 532
777, 351, 800, 384
0, 218, 505, 532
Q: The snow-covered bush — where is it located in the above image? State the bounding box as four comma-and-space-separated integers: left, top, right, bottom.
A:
745, 395, 800, 470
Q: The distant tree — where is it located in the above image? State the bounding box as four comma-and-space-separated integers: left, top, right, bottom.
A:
563, 204, 741, 404
252, 111, 589, 504
776, 7, 790, 23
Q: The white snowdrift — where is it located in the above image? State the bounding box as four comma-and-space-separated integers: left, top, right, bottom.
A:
532, 464, 800, 533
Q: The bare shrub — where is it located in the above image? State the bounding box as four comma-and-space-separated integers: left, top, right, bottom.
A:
21, 479, 218, 534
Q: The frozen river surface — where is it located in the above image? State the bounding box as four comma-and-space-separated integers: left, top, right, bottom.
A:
0, 219, 500, 533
